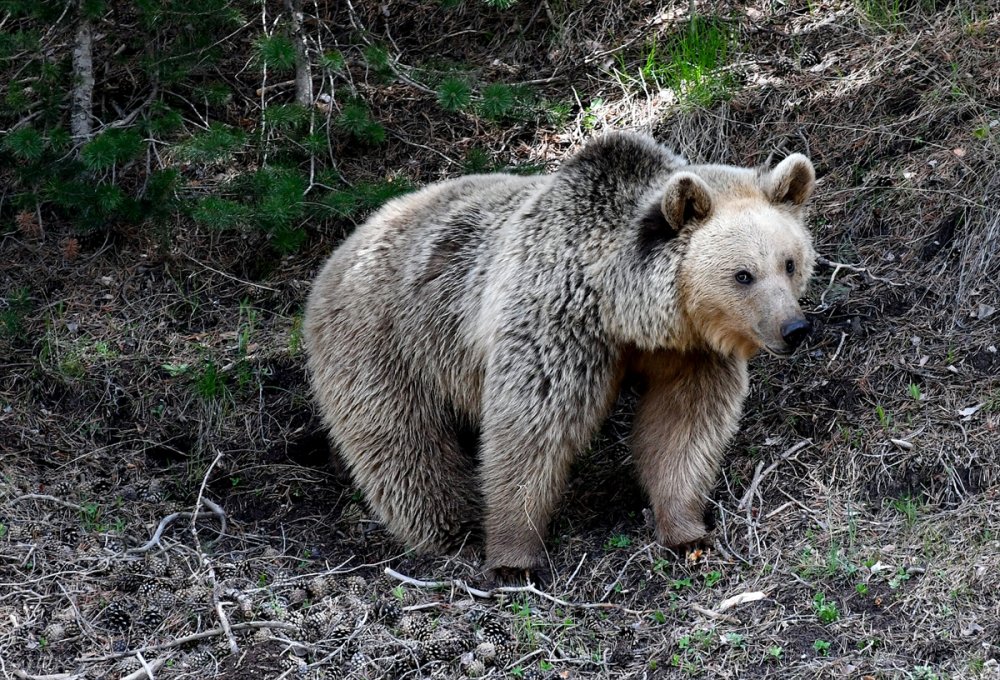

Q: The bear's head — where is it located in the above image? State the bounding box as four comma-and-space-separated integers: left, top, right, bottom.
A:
669, 154, 817, 359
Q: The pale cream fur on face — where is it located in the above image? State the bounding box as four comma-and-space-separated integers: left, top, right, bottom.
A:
680, 199, 815, 359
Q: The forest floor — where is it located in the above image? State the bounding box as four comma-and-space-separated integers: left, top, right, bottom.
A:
2, 1, 999, 678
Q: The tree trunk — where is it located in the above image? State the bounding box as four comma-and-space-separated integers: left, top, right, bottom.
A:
70, 6, 95, 141
285, 0, 313, 107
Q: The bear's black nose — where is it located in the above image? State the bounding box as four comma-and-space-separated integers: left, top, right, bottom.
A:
780, 318, 812, 350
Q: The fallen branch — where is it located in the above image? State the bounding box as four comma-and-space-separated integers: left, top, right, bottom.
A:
689, 603, 737, 622
737, 439, 812, 512
76, 621, 298, 663
717, 590, 767, 612
385, 566, 492, 598
817, 255, 902, 308
14, 672, 83, 680
127, 655, 164, 680
191, 450, 238, 655
127, 497, 226, 554
384, 567, 652, 616
14, 494, 85, 513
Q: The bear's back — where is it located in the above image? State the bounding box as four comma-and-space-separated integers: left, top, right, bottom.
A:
307, 172, 547, 418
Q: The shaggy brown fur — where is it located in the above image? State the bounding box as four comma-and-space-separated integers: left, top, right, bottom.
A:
303, 132, 816, 575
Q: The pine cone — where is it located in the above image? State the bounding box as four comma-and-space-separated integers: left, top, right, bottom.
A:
345, 575, 367, 596
398, 614, 432, 641
480, 617, 511, 646
216, 562, 239, 580
464, 659, 487, 677
609, 626, 636, 665
102, 602, 132, 632
42, 622, 67, 643
135, 610, 162, 634
473, 641, 496, 664
307, 575, 332, 598
185, 650, 211, 668
144, 554, 168, 577
374, 599, 402, 625
420, 637, 462, 662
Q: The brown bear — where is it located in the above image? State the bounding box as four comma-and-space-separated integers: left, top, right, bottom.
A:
303, 132, 816, 577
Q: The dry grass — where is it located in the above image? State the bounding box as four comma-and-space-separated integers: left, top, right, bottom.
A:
2, 1, 999, 678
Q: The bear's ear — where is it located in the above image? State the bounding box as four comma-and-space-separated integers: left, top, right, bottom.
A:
660, 172, 714, 232
766, 153, 815, 207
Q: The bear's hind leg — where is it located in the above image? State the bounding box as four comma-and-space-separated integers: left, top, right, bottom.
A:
335, 391, 480, 554
631, 350, 748, 548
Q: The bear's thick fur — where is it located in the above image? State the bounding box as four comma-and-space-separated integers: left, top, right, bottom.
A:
304, 132, 816, 574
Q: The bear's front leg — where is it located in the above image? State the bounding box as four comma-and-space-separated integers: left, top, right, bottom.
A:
479, 333, 621, 580
631, 350, 748, 549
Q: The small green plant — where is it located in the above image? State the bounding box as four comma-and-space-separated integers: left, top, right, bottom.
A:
4, 126, 45, 160
856, 0, 906, 29
392, 585, 405, 600
983, 389, 1000, 413
671, 577, 694, 590
651, 610, 667, 624
606, 533, 632, 549
0, 523, 7, 539
908, 383, 922, 400
437, 77, 472, 112
479, 83, 516, 120
544, 99, 572, 126
57, 352, 86, 379
288, 314, 304, 355
510, 598, 538, 644
321, 50, 346, 72
889, 566, 911, 589
336, 100, 386, 144
195, 359, 228, 401
80, 502, 103, 531
724, 632, 745, 647
235, 299, 257, 389
890, 495, 920, 527
363, 44, 394, 81
767, 645, 783, 660
855, 582, 869, 596
812, 592, 840, 624
161, 362, 190, 377
175, 123, 247, 164
704, 570, 722, 588
875, 403, 891, 429
263, 103, 309, 132
630, 15, 733, 107
1, 287, 32, 341
912, 665, 939, 680
813, 638, 831, 656
256, 34, 296, 72
462, 147, 493, 174
81, 129, 145, 172
582, 98, 603, 130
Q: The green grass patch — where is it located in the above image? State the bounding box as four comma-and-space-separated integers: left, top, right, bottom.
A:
625, 15, 734, 107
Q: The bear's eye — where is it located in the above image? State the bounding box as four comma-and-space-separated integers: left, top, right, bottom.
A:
786, 259, 796, 275
734, 270, 754, 285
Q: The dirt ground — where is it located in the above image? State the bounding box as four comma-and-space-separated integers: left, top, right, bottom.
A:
2, 1, 999, 678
